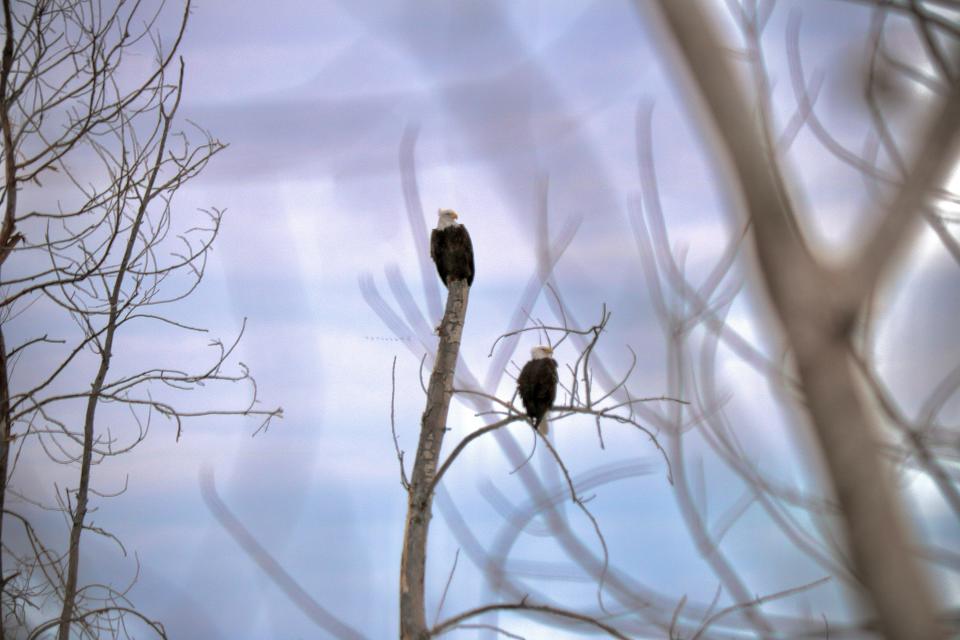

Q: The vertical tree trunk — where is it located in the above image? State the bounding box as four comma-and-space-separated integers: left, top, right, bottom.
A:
399, 279, 469, 640
56, 331, 113, 640
0, 0, 18, 267
1, 3, 19, 633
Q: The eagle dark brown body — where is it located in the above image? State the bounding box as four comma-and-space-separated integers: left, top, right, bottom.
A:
517, 355, 558, 434
430, 224, 475, 287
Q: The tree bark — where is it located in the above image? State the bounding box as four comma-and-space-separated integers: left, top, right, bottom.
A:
0, 327, 10, 640
0, 0, 20, 268
399, 279, 469, 640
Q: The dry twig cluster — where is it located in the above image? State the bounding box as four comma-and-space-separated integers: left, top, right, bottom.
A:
0, 2, 279, 637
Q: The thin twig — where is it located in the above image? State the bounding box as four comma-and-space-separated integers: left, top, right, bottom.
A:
433, 548, 460, 625
390, 356, 410, 491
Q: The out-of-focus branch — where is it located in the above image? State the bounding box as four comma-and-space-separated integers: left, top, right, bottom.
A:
652, 1, 951, 637
690, 576, 831, 640
852, 43, 960, 300
633, 99, 859, 591
853, 352, 960, 520
399, 124, 443, 324
783, 12, 960, 269
199, 469, 364, 640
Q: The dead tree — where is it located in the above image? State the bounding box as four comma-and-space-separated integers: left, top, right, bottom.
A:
399, 278, 470, 639
393, 272, 658, 638
375, 125, 844, 637
0, 1, 280, 637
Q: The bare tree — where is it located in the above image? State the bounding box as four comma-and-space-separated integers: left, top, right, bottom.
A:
394, 272, 684, 639
0, 1, 280, 637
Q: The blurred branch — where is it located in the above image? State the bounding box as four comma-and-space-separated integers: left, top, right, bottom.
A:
652, 1, 952, 636
690, 576, 832, 640
399, 123, 443, 324
854, 352, 960, 519
851, 32, 960, 300
199, 469, 365, 640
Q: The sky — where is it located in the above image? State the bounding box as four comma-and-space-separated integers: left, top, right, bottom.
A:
6, 1, 960, 638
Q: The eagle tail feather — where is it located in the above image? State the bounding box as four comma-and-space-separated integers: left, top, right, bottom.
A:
537, 417, 549, 436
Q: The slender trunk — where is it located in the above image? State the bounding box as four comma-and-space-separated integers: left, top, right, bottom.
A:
399, 279, 469, 640
56, 72, 182, 640
55, 323, 115, 640
56, 205, 142, 639
55, 218, 140, 638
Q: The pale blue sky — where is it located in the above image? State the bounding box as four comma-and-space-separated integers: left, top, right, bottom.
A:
10, 1, 960, 638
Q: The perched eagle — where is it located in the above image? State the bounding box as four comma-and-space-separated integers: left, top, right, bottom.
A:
430, 209, 475, 287
517, 346, 558, 435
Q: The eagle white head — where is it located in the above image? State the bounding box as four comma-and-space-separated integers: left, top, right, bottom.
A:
531, 345, 554, 360
437, 208, 460, 230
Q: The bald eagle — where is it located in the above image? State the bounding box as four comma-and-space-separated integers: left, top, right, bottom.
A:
431, 209, 475, 287
517, 346, 558, 435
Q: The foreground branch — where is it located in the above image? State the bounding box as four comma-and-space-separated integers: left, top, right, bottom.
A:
652, 2, 952, 637
200, 469, 364, 640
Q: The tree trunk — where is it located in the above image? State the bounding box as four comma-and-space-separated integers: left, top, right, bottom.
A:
0, 328, 10, 640
399, 279, 469, 640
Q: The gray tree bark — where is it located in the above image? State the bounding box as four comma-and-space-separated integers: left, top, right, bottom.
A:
399, 279, 469, 640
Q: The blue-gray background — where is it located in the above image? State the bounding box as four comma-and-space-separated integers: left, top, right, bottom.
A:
11, 0, 960, 637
